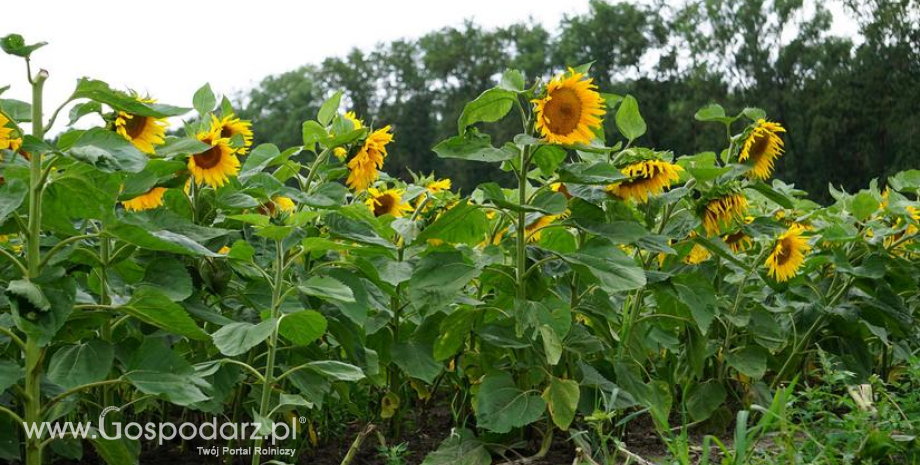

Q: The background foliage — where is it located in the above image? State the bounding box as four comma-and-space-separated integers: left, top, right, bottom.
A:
238, 0, 920, 202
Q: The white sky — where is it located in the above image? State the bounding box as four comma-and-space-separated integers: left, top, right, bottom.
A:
3, 0, 858, 131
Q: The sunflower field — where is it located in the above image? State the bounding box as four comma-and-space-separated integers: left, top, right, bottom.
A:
2, 34, 920, 465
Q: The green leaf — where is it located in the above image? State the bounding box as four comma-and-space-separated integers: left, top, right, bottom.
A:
434, 308, 479, 361
421, 428, 491, 465
299, 276, 355, 303
557, 162, 626, 185
746, 181, 793, 209
850, 191, 879, 221
122, 288, 208, 340
301, 121, 327, 151
140, 257, 193, 302
0, 98, 31, 122
672, 273, 718, 335
125, 338, 209, 406
542, 377, 579, 430
726, 346, 768, 379
192, 83, 216, 115
694, 103, 735, 124
433, 130, 518, 163
279, 311, 327, 346
615, 95, 646, 141
47, 341, 114, 389
211, 319, 276, 357
68, 128, 148, 173
392, 341, 442, 383
89, 431, 139, 465
73, 79, 189, 117
415, 201, 490, 246
408, 252, 480, 314
6, 279, 50, 311
318, 91, 343, 126
68, 101, 102, 125
155, 136, 210, 158
499, 69, 526, 92
306, 360, 365, 382
108, 210, 229, 257
324, 212, 395, 249
539, 325, 563, 366
476, 372, 546, 433
686, 382, 727, 421
458, 88, 516, 133
533, 145, 567, 176
0, 360, 23, 395
563, 239, 646, 293
10, 275, 75, 347
1, 34, 47, 58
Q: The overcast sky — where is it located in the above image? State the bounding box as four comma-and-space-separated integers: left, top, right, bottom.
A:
3, 0, 858, 129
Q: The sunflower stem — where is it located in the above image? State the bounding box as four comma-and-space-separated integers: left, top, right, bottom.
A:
251, 239, 285, 465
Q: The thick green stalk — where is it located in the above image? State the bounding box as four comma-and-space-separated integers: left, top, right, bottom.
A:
24, 66, 48, 465
516, 145, 531, 300
252, 240, 285, 465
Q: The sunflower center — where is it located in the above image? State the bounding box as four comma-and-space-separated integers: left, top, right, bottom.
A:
775, 240, 793, 265
124, 115, 149, 139
544, 88, 583, 136
373, 194, 397, 217
220, 125, 234, 139
748, 132, 770, 161
194, 143, 224, 169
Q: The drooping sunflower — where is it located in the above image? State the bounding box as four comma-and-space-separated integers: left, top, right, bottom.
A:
188, 128, 239, 188
333, 112, 366, 160
524, 211, 570, 242
366, 187, 412, 218
606, 159, 683, 203
122, 187, 167, 212
550, 182, 572, 199
0, 113, 22, 151
347, 126, 394, 191
738, 119, 786, 180
532, 69, 605, 145
114, 97, 169, 155
765, 224, 811, 282
259, 196, 296, 216
211, 114, 253, 155
700, 190, 749, 236
723, 230, 753, 254
681, 232, 711, 265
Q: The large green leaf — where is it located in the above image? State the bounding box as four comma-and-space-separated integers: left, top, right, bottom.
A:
324, 211, 395, 249
108, 210, 229, 257
125, 338, 210, 406
542, 376, 580, 430
433, 130, 517, 163
299, 276, 355, 303
89, 431, 139, 465
72, 78, 189, 117
0, 360, 23, 395
434, 307, 479, 361
476, 373, 546, 433
211, 319, 276, 357
686, 382, 727, 421
414, 200, 490, 246
408, 252, 480, 314
0, 178, 27, 224
68, 128, 147, 173
458, 88, 516, 133
122, 288, 208, 340
279, 310, 327, 346
421, 428, 491, 465
672, 272, 718, 335
47, 341, 114, 389
726, 346, 768, 379
10, 274, 75, 347
140, 256, 193, 302
563, 238, 645, 293
615, 95, 646, 141
392, 341, 441, 383
305, 360, 365, 382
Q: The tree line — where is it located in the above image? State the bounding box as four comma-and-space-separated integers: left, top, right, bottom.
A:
237, 0, 920, 202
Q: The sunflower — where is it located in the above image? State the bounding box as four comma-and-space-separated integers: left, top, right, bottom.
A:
723, 230, 753, 254
765, 224, 811, 282
218, 245, 232, 255
366, 187, 412, 218
425, 178, 452, 194
550, 182, 572, 199
701, 192, 749, 236
212, 114, 253, 155
739, 119, 786, 180
0, 114, 22, 151
532, 69, 605, 145
122, 187, 167, 212
347, 126, 394, 191
681, 232, 711, 265
606, 160, 683, 203
259, 196, 297, 216
114, 97, 168, 154
188, 128, 239, 188
524, 211, 569, 242
343, 111, 364, 130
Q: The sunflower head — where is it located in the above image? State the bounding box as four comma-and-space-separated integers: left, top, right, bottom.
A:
211, 114, 253, 155
606, 153, 684, 203
366, 187, 412, 218
188, 128, 240, 188
122, 187, 167, 212
342, 111, 364, 130
765, 224, 811, 282
425, 178, 452, 194
259, 196, 296, 216
532, 69, 605, 145
738, 119, 786, 180
550, 182, 572, 199
699, 185, 749, 236
218, 245, 232, 255
0, 113, 22, 152
347, 126, 394, 191
114, 96, 169, 155
723, 229, 753, 254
